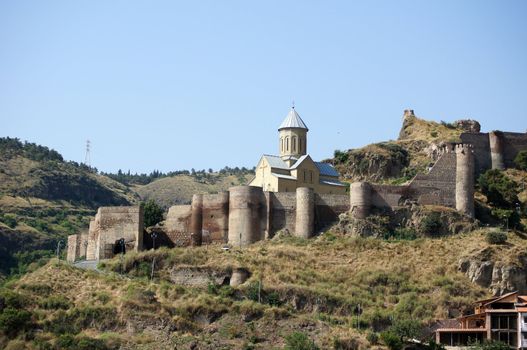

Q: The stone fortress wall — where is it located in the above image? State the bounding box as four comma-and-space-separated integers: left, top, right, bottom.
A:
66, 127, 527, 262
68, 206, 143, 262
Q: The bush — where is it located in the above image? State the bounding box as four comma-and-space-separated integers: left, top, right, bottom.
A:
486, 231, 507, 245
478, 169, 519, 208
385, 227, 417, 240
420, 212, 442, 236
334, 150, 349, 164
380, 331, 403, 350
366, 331, 379, 345
284, 332, 320, 350
39, 295, 71, 310
514, 150, 527, 170
55, 334, 110, 350
0, 214, 17, 228
470, 340, 511, 350
0, 308, 32, 337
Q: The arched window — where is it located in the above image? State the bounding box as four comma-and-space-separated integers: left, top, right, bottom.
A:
280, 138, 283, 152
292, 136, 297, 152
299, 137, 303, 153
310, 171, 313, 184
286, 137, 289, 151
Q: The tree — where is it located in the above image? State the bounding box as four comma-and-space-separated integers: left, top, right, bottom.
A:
390, 318, 422, 341
514, 150, 527, 170
141, 200, 164, 227
478, 169, 519, 208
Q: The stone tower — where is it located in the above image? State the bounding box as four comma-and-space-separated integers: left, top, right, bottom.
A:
228, 186, 266, 247
349, 182, 372, 219
455, 144, 475, 218
278, 106, 308, 166
295, 187, 314, 238
489, 131, 505, 170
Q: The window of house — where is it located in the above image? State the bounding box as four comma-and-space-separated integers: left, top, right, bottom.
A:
524, 316, 527, 324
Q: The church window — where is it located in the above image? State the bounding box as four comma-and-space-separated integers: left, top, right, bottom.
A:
286, 137, 289, 151
310, 171, 313, 184
292, 136, 297, 152
299, 137, 303, 152
303, 170, 306, 182
280, 138, 283, 152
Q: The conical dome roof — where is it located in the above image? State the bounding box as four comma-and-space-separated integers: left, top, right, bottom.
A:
278, 107, 308, 131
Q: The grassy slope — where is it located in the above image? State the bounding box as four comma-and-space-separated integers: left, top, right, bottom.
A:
6, 229, 525, 349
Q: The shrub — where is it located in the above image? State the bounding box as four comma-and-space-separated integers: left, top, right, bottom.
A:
0, 308, 32, 337
246, 281, 260, 302
334, 150, 349, 164
333, 337, 360, 350
470, 340, 511, 350
380, 331, 403, 350
0, 214, 17, 228
55, 334, 110, 350
39, 295, 71, 310
478, 169, 519, 208
366, 331, 379, 345
486, 231, 507, 245
385, 227, 417, 240
284, 332, 320, 350
420, 212, 442, 236
514, 150, 527, 170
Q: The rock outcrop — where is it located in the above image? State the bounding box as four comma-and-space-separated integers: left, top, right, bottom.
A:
459, 247, 527, 295
454, 119, 481, 133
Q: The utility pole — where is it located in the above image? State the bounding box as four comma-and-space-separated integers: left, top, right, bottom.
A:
56, 240, 63, 261
150, 232, 158, 281
119, 238, 125, 275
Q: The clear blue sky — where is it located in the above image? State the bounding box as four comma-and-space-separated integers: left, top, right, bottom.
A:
1, 1, 526, 173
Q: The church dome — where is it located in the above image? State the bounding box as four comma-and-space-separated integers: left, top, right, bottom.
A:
278, 107, 309, 131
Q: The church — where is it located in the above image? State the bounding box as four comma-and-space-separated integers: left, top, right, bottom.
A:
249, 107, 347, 194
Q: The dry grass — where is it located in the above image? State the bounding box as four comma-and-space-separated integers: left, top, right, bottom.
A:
7, 227, 527, 349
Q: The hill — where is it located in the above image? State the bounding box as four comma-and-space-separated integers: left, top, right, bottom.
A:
134, 173, 254, 208
4, 228, 527, 349
0, 138, 140, 280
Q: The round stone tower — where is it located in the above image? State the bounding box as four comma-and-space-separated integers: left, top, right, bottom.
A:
218, 191, 230, 243
349, 182, 372, 219
278, 106, 308, 165
228, 186, 265, 247
190, 194, 203, 246
489, 131, 505, 170
455, 144, 475, 218
295, 187, 314, 238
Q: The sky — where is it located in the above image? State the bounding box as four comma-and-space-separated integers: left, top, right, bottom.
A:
1, 1, 526, 174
